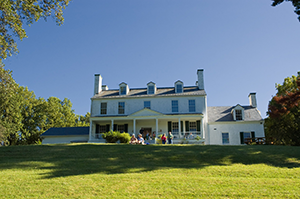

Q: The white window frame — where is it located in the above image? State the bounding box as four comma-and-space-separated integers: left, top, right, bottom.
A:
172, 100, 178, 112
118, 102, 125, 114
144, 101, 151, 109
189, 121, 197, 132
222, 132, 229, 145
172, 122, 179, 132
174, 80, 184, 93
189, 99, 196, 112
100, 102, 107, 115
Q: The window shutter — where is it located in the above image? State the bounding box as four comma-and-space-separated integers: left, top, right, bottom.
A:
113, 124, 118, 131
196, 120, 201, 131
185, 121, 190, 131
181, 121, 183, 132
106, 124, 110, 132
96, 124, 100, 134
124, 124, 128, 133
168, 121, 172, 132
240, 132, 244, 144
251, 131, 255, 142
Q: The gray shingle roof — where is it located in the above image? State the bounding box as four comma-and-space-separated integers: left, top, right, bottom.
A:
92, 86, 206, 99
42, 127, 89, 136
207, 106, 263, 123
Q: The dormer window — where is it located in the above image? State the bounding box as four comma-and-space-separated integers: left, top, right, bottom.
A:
147, 82, 156, 95
174, 80, 183, 93
235, 110, 242, 120
231, 105, 244, 121
148, 85, 154, 94
176, 84, 183, 93
120, 87, 126, 95
119, 82, 129, 95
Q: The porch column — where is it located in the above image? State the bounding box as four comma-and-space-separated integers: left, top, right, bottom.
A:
111, 120, 114, 131
183, 120, 186, 135
156, 118, 158, 134
89, 120, 93, 141
201, 117, 205, 139
133, 119, 136, 136
178, 118, 181, 138
156, 118, 158, 144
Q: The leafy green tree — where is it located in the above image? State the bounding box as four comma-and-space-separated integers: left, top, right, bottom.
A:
0, 65, 23, 145
272, 0, 300, 21
0, 0, 70, 60
265, 72, 300, 146
18, 87, 47, 144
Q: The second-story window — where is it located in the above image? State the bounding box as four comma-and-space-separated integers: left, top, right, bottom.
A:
172, 100, 178, 112
144, 101, 151, 109
148, 85, 154, 94
101, 102, 107, 115
189, 100, 195, 112
118, 102, 125, 114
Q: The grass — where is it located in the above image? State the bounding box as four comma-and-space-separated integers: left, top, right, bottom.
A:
0, 144, 300, 198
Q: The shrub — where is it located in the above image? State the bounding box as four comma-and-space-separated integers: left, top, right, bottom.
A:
118, 132, 131, 143
102, 131, 120, 143
101, 131, 131, 143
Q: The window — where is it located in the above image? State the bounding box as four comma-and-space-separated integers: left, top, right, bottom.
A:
172, 122, 179, 132
99, 125, 106, 133
120, 87, 126, 95
189, 122, 197, 131
148, 85, 154, 94
222, 133, 229, 144
176, 84, 183, 93
172, 100, 178, 112
244, 132, 251, 142
189, 100, 195, 112
118, 125, 125, 133
236, 110, 242, 120
118, 102, 125, 114
100, 102, 107, 115
144, 101, 151, 109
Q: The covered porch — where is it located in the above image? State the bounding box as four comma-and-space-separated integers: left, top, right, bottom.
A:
89, 108, 205, 143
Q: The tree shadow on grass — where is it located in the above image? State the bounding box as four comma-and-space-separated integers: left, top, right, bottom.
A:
0, 144, 300, 179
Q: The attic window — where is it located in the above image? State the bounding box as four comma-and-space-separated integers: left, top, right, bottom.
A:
148, 85, 154, 94
174, 80, 183, 93
176, 84, 183, 93
120, 86, 126, 95
236, 110, 242, 120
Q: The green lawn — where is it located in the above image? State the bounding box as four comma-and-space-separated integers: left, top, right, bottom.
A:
1, 144, 300, 198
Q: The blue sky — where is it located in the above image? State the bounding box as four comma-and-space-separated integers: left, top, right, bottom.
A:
3, 0, 300, 118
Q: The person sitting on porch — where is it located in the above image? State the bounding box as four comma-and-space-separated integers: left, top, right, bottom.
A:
137, 134, 145, 145
129, 134, 138, 144
161, 134, 167, 144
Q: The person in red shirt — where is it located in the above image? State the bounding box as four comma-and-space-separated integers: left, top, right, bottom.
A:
161, 134, 167, 144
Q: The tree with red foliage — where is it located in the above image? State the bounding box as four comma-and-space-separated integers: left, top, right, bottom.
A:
265, 72, 300, 145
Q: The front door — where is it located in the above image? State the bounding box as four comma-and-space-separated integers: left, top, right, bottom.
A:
142, 128, 152, 139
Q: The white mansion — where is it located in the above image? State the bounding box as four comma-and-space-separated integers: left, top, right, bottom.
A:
88, 69, 264, 145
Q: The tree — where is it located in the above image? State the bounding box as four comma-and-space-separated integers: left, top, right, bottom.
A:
0, 0, 70, 60
265, 72, 300, 146
0, 65, 23, 145
272, 0, 300, 21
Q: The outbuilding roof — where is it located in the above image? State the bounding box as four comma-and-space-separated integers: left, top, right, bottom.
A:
42, 127, 89, 136
92, 86, 206, 99
207, 106, 263, 123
